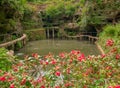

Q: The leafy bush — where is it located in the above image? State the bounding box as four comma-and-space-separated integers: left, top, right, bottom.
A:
0, 40, 120, 87
45, 2, 65, 19
100, 25, 116, 37
99, 23, 120, 53
0, 48, 13, 71
65, 3, 76, 17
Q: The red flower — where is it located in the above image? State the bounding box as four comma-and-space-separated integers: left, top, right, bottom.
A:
20, 78, 26, 85
106, 39, 114, 46
108, 86, 113, 88
65, 82, 73, 87
55, 66, 60, 70
106, 66, 112, 70
55, 86, 60, 88
0, 76, 6, 81
70, 50, 80, 55
78, 53, 85, 62
51, 59, 57, 65
37, 78, 42, 83
10, 83, 15, 88
40, 85, 45, 88
32, 53, 39, 59
17, 62, 23, 66
83, 85, 88, 88
8, 76, 14, 82
55, 71, 61, 76
66, 68, 70, 74
108, 85, 120, 88
45, 61, 49, 65
101, 54, 106, 58
115, 85, 120, 88
69, 59, 73, 63
12, 65, 18, 72
116, 54, 120, 59
40, 60, 43, 64
59, 52, 65, 59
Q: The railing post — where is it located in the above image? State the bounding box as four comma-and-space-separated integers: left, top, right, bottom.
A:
52, 28, 54, 39
47, 29, 49, 39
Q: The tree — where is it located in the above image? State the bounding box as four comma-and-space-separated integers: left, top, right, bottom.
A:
78, 0, 120, 33
0, 0, 26, 34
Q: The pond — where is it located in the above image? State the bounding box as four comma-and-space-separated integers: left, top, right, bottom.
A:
16, 39, 101, 56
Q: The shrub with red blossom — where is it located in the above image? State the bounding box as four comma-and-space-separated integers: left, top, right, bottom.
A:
0, 38, 120, 87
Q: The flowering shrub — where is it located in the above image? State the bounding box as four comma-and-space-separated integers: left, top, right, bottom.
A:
0, 40, 120, 88
106, 39, 114, 46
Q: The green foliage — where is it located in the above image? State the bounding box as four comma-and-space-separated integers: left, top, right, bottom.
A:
45, 2, 65, 18
99, 23, 120, 53
78, 0, 120, 31
15, 41, 23, 50
0, 48, 12, 71
0, 0, 27, 34
100, 25, 116, 37
44, 0, 78, 19
22, 4, 43, 30
100, 23, 120, 38
65, 3, 76, 16
25, 28, 46, 40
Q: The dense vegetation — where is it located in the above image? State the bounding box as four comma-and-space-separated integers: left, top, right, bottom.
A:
99, 23, 120, 53
0, 0, 120, 87
1, 0, 120, 34
0, 41, 120, 87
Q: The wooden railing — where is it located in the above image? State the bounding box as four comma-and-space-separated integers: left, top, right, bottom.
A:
66, 35, 98, 42
0, 34, 27, 49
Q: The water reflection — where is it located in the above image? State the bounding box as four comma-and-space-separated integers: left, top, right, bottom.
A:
16, 39, 101, 56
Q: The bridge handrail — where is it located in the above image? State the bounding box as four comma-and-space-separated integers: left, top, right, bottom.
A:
67, 35, 98, 40
0, 34, 27, 48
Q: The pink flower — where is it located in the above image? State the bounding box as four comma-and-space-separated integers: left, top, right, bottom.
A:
45, 61, 49, 65
32, 53, 39, 59
55, 86, 60, 88
55, 66, 60, 70
59, 52, 65, 59
20, 78, 26, 85
65, 82, 73, 87
10, 83, 15, 88
78, 53, 85, 62
101, 54, 106, 58
66, 68, 71, 74
51, 59, 57, 65
37, 78, 42, 83
106, 39, 114, 46
108, 86, 113, 88
8, 76, 14, 82
116, 54, 120, 59
0, 76, 6, 81
55, 71, 61, 76
70, 50, 80, 55
40, 85, 45, 88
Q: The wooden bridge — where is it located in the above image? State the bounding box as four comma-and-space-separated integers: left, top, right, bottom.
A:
0, 34, 27, 50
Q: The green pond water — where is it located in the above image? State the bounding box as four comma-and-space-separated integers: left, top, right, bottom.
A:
16, 39, 101, 56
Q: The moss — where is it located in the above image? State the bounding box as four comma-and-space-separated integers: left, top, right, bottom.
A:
24, 28, 46, 41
